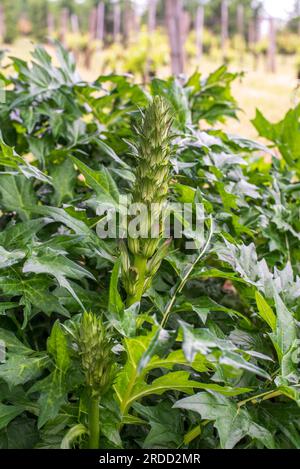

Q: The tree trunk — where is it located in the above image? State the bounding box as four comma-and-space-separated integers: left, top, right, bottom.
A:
248, 19, 254, 47
113, 2, 121, 42
89, 7, 97, 39
47, 11, 54, 38
148, 0, 158, 33
195, 4, 204, 61
123, 0, 132, 46
60, 8, 69, 46
221, 0, 228, 61
267, 17, 276, 74
145, 0, 158, 82
183, 11, 191, 40
297, 0, 300, 36
165, 0, 185, 75
70, 14, 80, 61
70, 14, 79, 35
95, 1, 105, 42
237, 4, 244, 65
86, 6, 98, 69
132, 8, 140, 36
255, 14, 261, 43
237, 4, 244, 38
0, 5, 5, 43
248, 19, 258, 70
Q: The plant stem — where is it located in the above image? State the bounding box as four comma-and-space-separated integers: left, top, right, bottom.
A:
237, 389, 282, 408
126, 255, 148, 307
160, 217, 214, 328
88, 395, 100, 449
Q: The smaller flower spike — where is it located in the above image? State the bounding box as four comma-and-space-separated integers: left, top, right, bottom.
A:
77, 312, 115, 398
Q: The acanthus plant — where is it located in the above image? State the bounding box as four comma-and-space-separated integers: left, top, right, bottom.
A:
0, 44, 299, 449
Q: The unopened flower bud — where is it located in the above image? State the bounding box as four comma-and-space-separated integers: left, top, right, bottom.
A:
77, 312, 115, 398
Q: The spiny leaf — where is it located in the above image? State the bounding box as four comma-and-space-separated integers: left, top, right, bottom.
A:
174, 392, 275, 449
0, 404, 25, 431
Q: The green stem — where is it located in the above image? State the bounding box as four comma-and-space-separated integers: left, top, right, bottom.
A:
88, 395, 100, 449
237, 389, 281, 408
160, 216, 214, 328
126, 255, 148, 307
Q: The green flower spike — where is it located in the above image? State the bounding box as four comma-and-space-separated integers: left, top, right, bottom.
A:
121, 96, 175, 306
77, 312, 115, 449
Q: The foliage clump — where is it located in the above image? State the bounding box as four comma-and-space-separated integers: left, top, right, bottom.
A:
0, 44, 299, 450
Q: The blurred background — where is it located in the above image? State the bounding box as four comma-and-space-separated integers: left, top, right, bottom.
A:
0, 0, 300, 137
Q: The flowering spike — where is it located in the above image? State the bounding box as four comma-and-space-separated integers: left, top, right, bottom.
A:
121, 97, 175, 306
